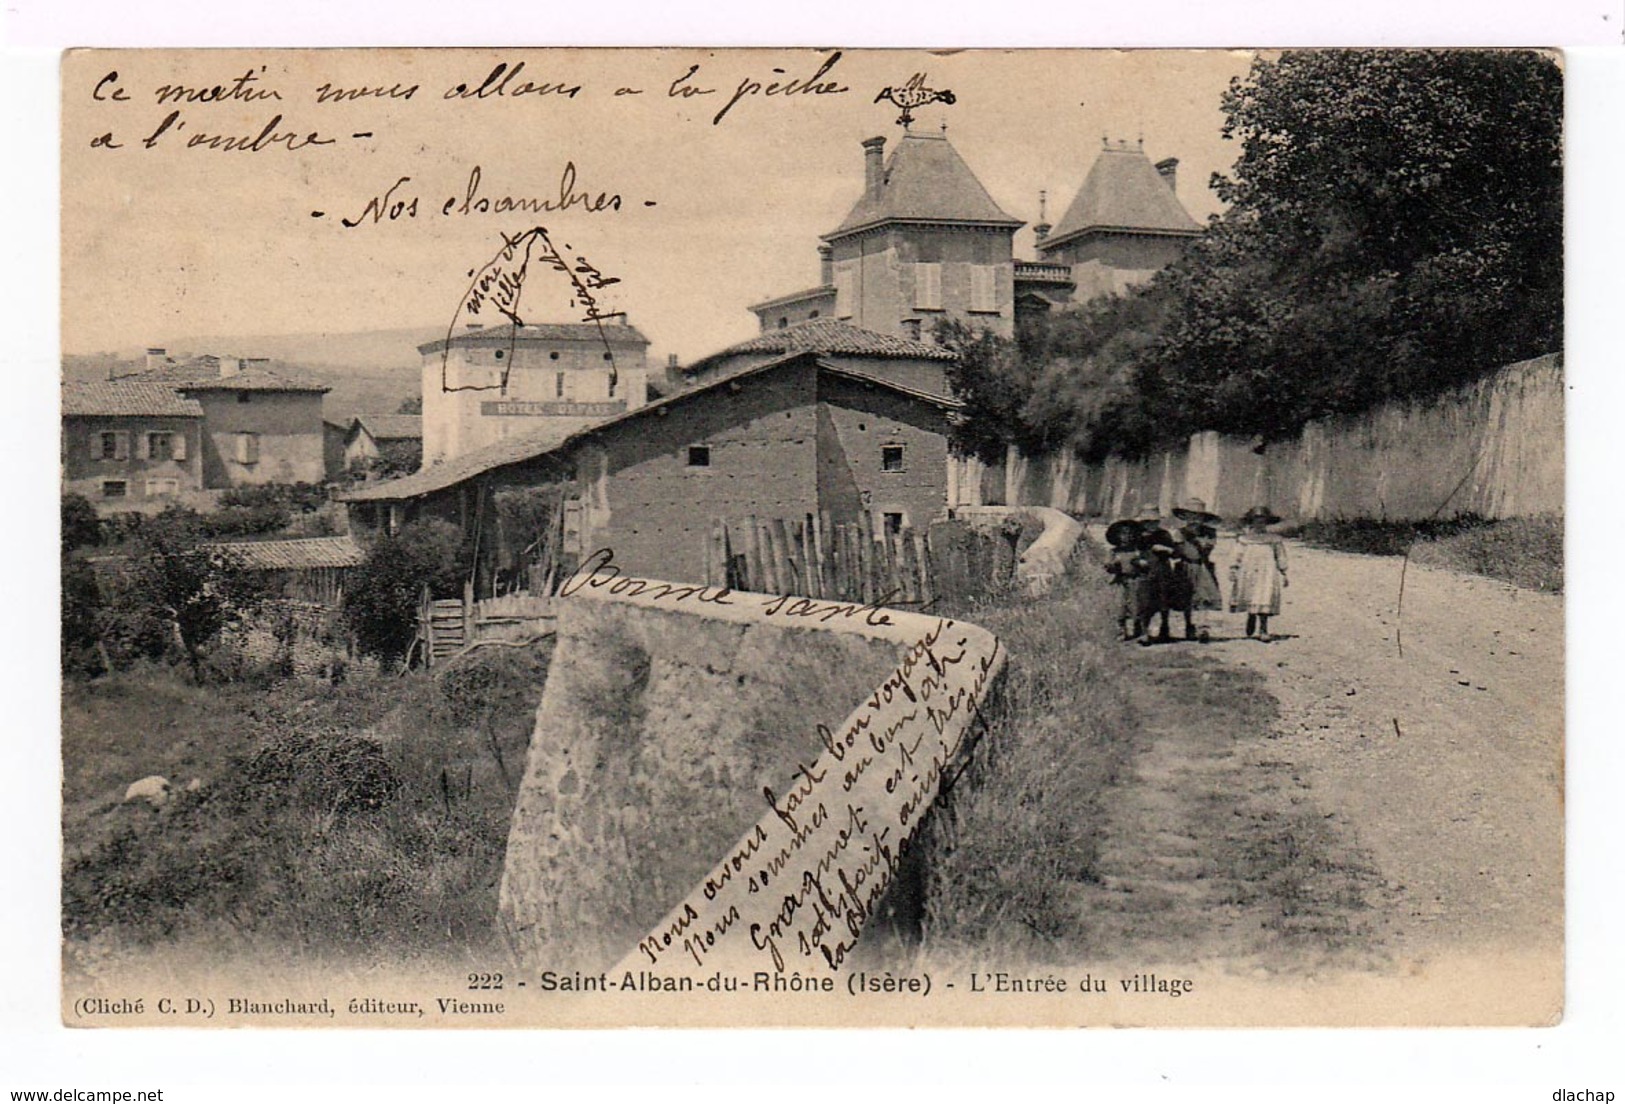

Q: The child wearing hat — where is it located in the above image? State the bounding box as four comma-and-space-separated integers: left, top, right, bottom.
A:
1172, 497, 1223, 643
1229, 506, 1288, 641
1103, 518, 1148, 641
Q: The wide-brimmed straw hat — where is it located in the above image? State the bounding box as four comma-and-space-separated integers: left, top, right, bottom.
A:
1241, 506, 1283, 525
1104, 519, 1141, 549
1173, 497, 1221, 523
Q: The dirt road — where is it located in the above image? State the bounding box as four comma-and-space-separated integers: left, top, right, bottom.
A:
1071, 536, 1562, 989
1213, 540, 1564, 962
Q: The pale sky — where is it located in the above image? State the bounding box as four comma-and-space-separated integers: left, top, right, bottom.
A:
61, 48, 1257, 365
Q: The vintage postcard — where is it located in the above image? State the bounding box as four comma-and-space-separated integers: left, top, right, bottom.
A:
59, 46, 1564, 1028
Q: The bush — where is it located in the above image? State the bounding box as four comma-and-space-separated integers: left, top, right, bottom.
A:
343, 519, 470, 664
242, 729, 401, 815
220, 482, 330, 514
62, 556, 105, 676
62, 493, 103, 552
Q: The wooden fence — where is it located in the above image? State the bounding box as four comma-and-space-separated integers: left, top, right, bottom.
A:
416, 582, 557, 667
703, 513, 934, 607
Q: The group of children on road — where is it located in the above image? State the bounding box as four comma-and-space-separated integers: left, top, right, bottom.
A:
1104, 498, 1289, 645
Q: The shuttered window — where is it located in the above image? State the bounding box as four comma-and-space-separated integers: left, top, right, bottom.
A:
94, 431, 130, 461
235, 432, 260, 464
834, 266, 855, 320
913, 263, 943, 310
171, 432, 187, 461
970, 265, 999, 312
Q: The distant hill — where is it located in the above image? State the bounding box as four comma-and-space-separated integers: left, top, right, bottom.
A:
61, 328, 437, 423
148, 327, 442, 372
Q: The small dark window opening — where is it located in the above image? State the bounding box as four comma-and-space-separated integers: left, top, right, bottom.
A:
494, 349, 505, 360
237, 393, 251, 403
102, 480, 127, 498
809, 310, 820, 319
549, 351, 560, 360
881, 445, 904, 472
883, 512, 904, 536
602, 352, 613, 361
608, 374, 617, 398
687, 445, 711, 468
555, 372, 566, 398
778, 317, 789, 329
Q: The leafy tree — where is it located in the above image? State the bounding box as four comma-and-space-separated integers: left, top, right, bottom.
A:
98, 521, 266, 679
61, 493, 103, 553
373, 439, 422, 478
397, 395, 423, 415
1150, 48, 1562, 439
945, 49, 1562, 459
343, 520, 469, 664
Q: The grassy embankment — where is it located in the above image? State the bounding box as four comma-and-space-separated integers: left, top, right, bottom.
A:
61, 645, 550, 974
920, 544, 1136, 959
1286, 514, 1563, 593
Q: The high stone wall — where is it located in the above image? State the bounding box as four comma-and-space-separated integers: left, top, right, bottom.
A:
959, 353, 1563, 522
498, 575, 1005, 977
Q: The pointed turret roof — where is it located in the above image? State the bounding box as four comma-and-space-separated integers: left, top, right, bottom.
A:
824, 129, 1022, 240
1041, 142, 1201, 253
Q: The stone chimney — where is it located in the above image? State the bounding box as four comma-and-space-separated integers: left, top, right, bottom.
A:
1155, 157, 1179, 193
220, 357, 242, 379
862, 136, 886, 200
818, 244, 834, 286
145, 347, 167, 372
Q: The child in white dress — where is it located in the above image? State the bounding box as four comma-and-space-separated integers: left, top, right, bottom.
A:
1229, 506, 1288, 642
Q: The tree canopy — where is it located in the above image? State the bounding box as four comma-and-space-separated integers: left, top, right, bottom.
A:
943, 49, 1562, 459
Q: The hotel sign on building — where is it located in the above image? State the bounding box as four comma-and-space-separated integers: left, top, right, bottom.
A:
480, 400, 627, 418
419, 320, 651, 464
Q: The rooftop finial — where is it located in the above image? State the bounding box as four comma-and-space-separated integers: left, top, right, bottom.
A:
1038, 189, 1048, 222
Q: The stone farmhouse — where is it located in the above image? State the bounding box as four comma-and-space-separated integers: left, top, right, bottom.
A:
342, 348, 958, 586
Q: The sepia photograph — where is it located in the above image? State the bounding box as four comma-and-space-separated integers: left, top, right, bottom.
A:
55, 44, 1566, 1029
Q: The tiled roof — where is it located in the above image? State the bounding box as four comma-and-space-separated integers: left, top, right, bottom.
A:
340, 420, 582, 502
133, 362, 330, 393
687, 320, 957, 376
206, 535, 366, 571
418, 322, 650, 356
1042, 144, 1202, 251
354, 414, 422, 441
826, 131, 1022, 239
748, 285, 836, 313
342, 351, 958, 504
61, 380, 204, 418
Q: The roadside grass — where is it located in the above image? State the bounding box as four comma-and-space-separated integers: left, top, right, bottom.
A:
61, 644, 551, 972
921, 544, 1139, 961
1286, 514, 1563, 594
1408, 514, 1563, 594
922, 538, 1382, 970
